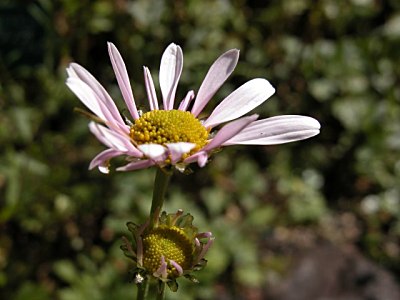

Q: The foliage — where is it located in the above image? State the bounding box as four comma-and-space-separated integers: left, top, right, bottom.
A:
1, 0, 399, 299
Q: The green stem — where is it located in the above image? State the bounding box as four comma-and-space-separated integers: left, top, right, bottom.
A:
156, 282, 166, 300
149, 168, 172, 228
138, 168, 171, 299
136, 278, 149, 300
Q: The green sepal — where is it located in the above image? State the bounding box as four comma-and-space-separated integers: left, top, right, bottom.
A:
127, 221, 140, 233
193, 259, 207, 271
184, 274, 199, 283
120, 236, 137, 261
167, 279, 179, 292
182, 167, 193, 175
159, 211, 168, 224
176, 213, 194, 228
174, 161, 194, 174
182, 226, 198, 241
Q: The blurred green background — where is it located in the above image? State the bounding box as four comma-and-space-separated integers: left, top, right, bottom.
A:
1, 0, 400, 299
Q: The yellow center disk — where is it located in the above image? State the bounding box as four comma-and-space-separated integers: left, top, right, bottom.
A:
130, 110, 209, 153
142, 226, 193, 276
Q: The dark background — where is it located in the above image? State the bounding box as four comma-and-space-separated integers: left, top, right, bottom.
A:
1, 0, 399, 299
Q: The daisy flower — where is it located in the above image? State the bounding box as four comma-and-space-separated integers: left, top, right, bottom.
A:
66, 42, 320, 173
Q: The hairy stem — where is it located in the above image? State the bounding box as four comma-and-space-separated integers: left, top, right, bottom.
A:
149, 168, 172, 228
156, 282, 166, 300
136, 278, 149, 300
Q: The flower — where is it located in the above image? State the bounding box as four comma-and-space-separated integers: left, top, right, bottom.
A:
121, 210, 214, 291
66, 42, 320, 173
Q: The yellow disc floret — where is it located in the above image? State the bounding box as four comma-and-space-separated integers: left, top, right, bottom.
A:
142, 225, 194, 276
130, 110, 209, 157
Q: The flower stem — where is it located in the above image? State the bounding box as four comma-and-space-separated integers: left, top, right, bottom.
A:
156, 282, 166, 300
142, 168, 171, 299
137, 278, 149, 300
149, 168, 172, 228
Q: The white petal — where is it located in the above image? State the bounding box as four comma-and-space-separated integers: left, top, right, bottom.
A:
169, 260, 183, 275
137, 144, 167, 160
184, 115, 257, 167
196, 236, 214, 264
166, 142, 196, 163
108, 42, 140, 120
183, 151, 208, 167
66, 65, 78, 78
196, 232, 213, 239
66, 77, 107, 121
154, 256, 168, 279
89, 122, 141, 156
116, 159, 155, 171
203, 78, 275, 128
191, 49, 240, 117
203, 114, 258, 152
197, 152, 209, 167
159, 43, 183, 110
223, 115, 321, 145
143, 66, 159, 110
178, 90, 195, 111
89, 149, 122, 173
67, 63, 128, 132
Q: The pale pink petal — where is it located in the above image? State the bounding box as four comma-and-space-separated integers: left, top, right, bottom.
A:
196, 236, 214, 264
154, 256, 168, 279
202, 114, 259, 152
165, 142, 196, 163
169, 260, 183, 275
184, 151, 209, 167
197, 152, 209, 167
223, 115, 321, 145
99, 166, 110, 174
191, 49, 240, 117
89, 122, 126, 150
89, 149, 122, 173
137, 144, 167, 160
143, 66, 159, 110
196, 232, 213, 239
89, 122, 142, 156
184, 114, 257, 167
159, 43, 183, 110
178, 90, 195, 111
107, 42, 140, 120
116, 159, 155, 171
67, 63, 128, 133
203, 78, 275, 128
66, 77, 107, 121
135, 222, 149, 266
